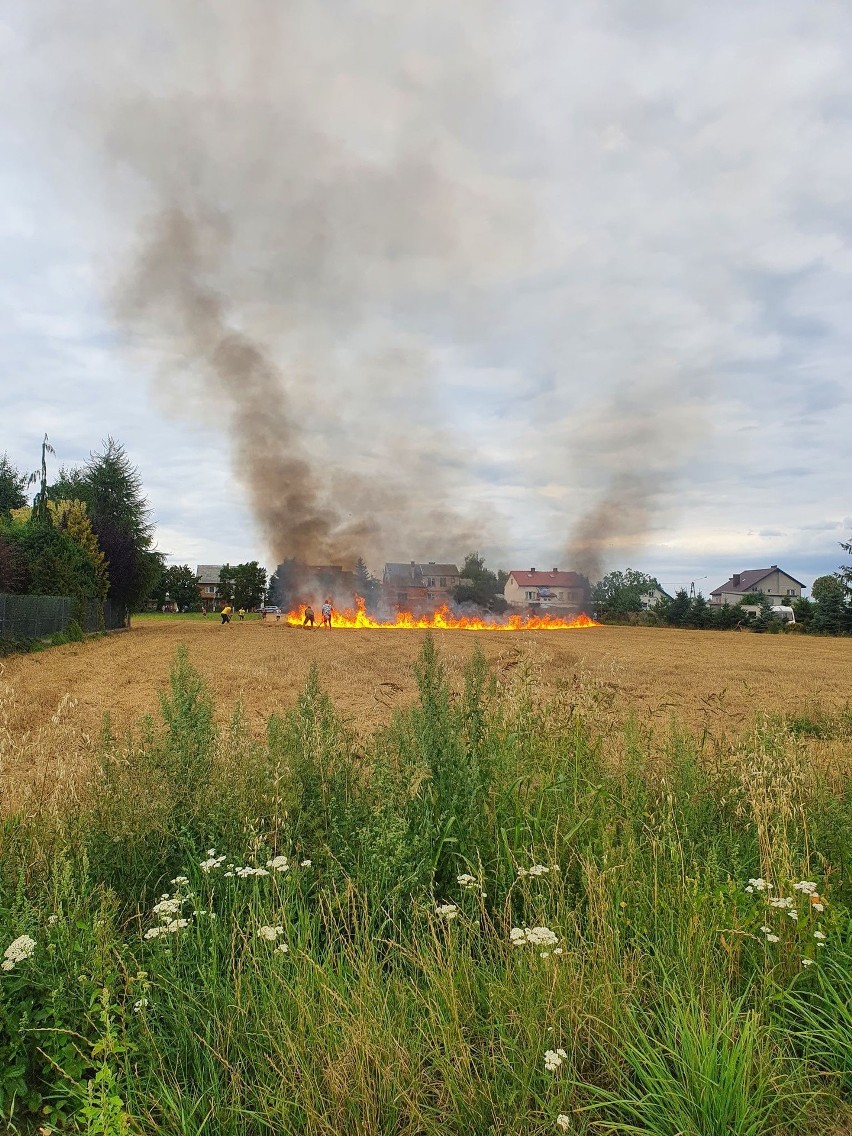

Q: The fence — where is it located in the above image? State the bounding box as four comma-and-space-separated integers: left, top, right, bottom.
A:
0, 594, 128, 640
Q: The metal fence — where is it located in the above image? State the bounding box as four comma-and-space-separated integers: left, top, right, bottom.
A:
0, 594, 128, 640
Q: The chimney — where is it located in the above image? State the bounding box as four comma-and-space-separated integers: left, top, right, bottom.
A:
410, 561, 415, 567
732, 573, 741, 587
530, 567, 536, 573
552, 568, 558, 574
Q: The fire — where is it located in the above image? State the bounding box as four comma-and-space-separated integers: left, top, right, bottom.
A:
285, 597, 598, 631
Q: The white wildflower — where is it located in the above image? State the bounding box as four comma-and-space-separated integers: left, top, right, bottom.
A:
553, 947, 564, 956
436, 903, 459, 920
47, 915, 59, 926
266, 856, 289, 873
143, 918, 189, 940
793, 881, 817, 895
171, 876, 189, 887
511, 925, 559, 948
275, 943, 289, 953
457, 873, 478, 888
786, 910, 798, 921
151, 897, 182, 921
813, 930, 826, 941
133, 997, 149, 1012
199, 854, 227, 873
235, 866, 270, 878
812, 902, 824, 912
769, 897, 794, 909
747, 878, 769, 892
765, 934, 779, 943
2, 934, 36, 971
801, 958, 814, 968
760, 926, 773, 935
556, 1116, 571, 1132
544, 1048, 567, 1073
300, 859, 312, 868
528, 864, 550, 877
257, 925, 285, 942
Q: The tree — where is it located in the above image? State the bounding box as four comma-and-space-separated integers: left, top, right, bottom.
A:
354, 557, 382, 612
152, 564, 202, 610
791, 596, 814, 628
219, 562, 267, 610
454, 551, 508, 612
811, 574, 849, 636
838, 532, 852, 598
689, 593, 712, 629
662, 588, 691, 627
0, 454, 28, 516
593, 569, 661, 620
66, 439, 162, 611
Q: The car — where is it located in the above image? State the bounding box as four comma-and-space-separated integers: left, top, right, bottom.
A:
258, 604, 281, 615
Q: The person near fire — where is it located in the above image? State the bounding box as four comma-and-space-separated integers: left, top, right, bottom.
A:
303, 604, 315, 629
221, 604, 233, 626
321, 600, 333, 628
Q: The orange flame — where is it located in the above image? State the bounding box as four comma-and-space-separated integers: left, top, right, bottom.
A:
286, 597, 598, 631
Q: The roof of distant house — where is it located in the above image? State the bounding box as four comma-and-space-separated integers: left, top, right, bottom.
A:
509, 570, 587, 588
384, 562, 424, 583
419, 563, 460, 576
710, 566, 806, 595
196, 564, 223, 585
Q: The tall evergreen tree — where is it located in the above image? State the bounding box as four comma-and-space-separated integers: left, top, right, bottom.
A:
0, 454, 28, 516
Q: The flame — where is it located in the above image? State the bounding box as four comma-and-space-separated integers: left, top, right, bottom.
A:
285, 597, 598, 631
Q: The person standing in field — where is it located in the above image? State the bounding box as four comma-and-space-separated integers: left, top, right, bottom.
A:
238, 608, 246, 621
321, 600, 332, 628
303, 604, 315, 629
221, 604, 233, 625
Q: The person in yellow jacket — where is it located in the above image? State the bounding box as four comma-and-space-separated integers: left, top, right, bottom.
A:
238, 608, 246, 621
221, 605, 233, 625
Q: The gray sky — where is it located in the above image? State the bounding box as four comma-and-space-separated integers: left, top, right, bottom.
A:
2, 1, 850, 591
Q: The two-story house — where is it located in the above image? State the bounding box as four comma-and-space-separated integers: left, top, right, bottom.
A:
196, 564, 224, 610
709, 566, 805, 607
504, 569, 590, 614
382, 561, 462, 610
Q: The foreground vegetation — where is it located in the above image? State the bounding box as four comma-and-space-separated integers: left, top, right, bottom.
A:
1, 639, 850, 1135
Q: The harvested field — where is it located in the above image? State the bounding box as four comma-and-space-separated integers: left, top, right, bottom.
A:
2, 615, 850, 810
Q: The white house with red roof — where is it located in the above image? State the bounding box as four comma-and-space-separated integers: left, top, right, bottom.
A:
504, 568, 590, 613
709, 566, 805, 607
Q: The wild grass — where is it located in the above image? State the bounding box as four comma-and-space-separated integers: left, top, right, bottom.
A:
0, 638, 850, 1135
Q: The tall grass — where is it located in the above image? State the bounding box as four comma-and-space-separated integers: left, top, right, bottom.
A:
0, 637, 849, 1134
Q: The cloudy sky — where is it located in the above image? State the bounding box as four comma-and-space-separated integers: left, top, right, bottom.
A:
2, 1, 850, 592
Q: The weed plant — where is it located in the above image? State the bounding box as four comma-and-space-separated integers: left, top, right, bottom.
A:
0, 638, 849, 1134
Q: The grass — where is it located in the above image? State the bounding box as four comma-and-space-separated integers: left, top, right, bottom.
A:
0, 638, 850, 1134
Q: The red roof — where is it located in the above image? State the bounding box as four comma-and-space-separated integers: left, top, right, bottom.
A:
510, 570, 586, 588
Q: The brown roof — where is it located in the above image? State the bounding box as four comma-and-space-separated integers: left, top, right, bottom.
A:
509, 570, 587, 588
419, 563, 460, 576
710, 566, 805, 596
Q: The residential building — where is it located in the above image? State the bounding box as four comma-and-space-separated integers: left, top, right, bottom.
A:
196, 564, 224, 610
640, 585, 671, 610
382, 561, 462, 610
709, 566, 805, 607
504, 568, 590, 613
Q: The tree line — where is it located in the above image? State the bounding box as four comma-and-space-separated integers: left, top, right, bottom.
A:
0, 438, 160, 624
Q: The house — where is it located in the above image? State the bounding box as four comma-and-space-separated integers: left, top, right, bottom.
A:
640, 585, 671, 610
382, 561, 462, 610
709, 566, 805, 607
196, 564, 224, 610
504, 568, 590, 614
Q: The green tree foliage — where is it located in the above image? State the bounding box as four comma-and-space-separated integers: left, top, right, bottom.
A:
354, 557, 382, 612
152, 564, 202, 610
593, 569, 661, 619
4, 520, 101, 605
453, 551, 508, 612
792, 596, 814, 627
0, 454, 28, 516
219, 562, 267, 609
689, 593, 712, 629
57, 439, 162, 611
838, 532, 852, 597
811, 575, 850, 636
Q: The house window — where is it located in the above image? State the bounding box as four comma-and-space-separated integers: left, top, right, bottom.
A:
440, 577, 446, 587
526, 591, 536, 600
787, 589, 795, 596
